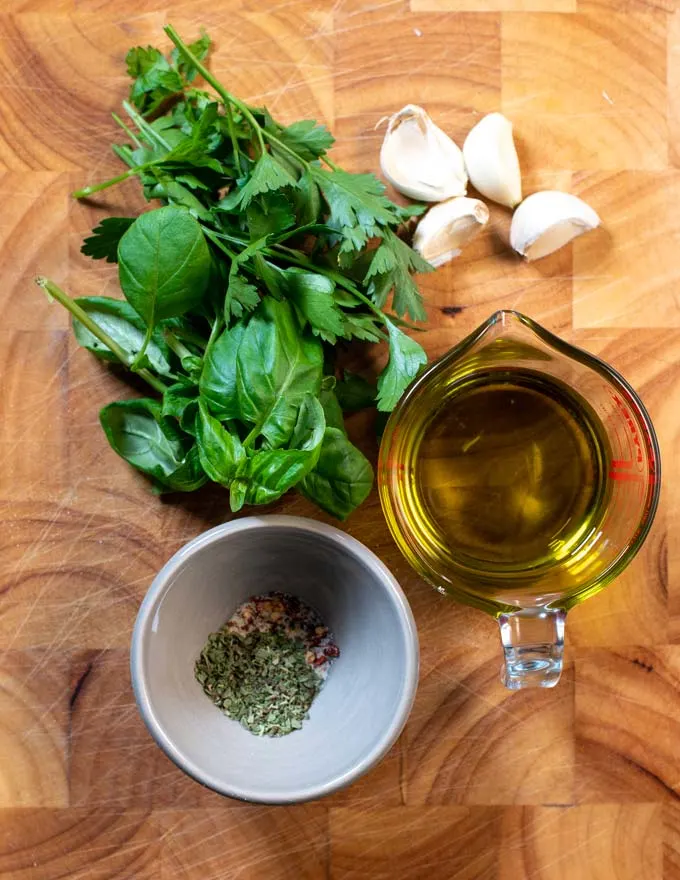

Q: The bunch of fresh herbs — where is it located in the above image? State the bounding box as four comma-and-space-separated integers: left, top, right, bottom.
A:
37, 25, 432, 519
195, 629, 322, 737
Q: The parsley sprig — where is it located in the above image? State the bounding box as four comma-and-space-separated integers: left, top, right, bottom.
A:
37, 26, 433, 519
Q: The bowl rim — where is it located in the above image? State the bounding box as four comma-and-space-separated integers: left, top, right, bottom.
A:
130, 514, 420, 805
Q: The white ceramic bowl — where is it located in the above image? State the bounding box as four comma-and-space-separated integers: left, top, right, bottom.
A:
131, 515, 419, 804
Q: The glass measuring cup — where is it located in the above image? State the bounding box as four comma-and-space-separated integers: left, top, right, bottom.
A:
378, 311, 660, 690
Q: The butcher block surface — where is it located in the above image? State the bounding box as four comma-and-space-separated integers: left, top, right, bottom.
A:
1, 0, 679, 877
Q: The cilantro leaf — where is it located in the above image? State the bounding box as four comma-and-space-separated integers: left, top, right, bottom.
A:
341, 313, 385, 343
171, 31, 211, 83
273, 119, 335, 161
310, 167, 397, 254
246, 192, 295, 240
126, 46, 183, 115
225, 273, 260, 319
236, 153, 299, 208
283, 270, 344, 344
81, 218, 135, 263
377, 320, 428, 412
365, 230, 432, 322
157, 103, 224, 172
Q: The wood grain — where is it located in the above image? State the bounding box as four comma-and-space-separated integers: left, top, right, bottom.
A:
499, 804, 663, 880
405, 644, 574, 805
501, 10, 668, 171
0, 651, 69, 808
572, 171, 680, 328
0, 173, 68, 329
329, 806, 503, 879
0, 809, 158, 879
575, 647, 680, 802
1, 0, 680, 876
160, 806, 329, 880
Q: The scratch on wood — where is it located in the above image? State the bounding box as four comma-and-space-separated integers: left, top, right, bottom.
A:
441, 306, 463, 317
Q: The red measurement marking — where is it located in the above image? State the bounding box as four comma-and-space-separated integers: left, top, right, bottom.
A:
611, 395, 644, 466
611, 459, 634, 470
608, 470, 656, 483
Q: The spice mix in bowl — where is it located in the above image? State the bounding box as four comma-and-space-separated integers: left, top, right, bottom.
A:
131, 515, 419, 804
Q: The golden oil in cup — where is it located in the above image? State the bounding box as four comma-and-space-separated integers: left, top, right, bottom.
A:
415, 369, 610, 577
379, 312, 660, 690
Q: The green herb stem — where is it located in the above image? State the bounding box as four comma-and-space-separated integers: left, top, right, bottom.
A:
169, 326, 208, 350
270, 245, 388, 325
263, 128, 310, 170
202, 228, 239, 262
164, 24, 267, 156
112, 112, 143, 149
205, 227, 368, 303
223, 101, 243, 173
122, 100, 172, 150
112, 144, 136, 169
163, 330, 194, 361
35, 277, 168, 394
72, 168, 144, 199
206, 314, 224, 349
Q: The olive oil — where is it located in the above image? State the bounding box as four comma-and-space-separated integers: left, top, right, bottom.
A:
379, 311, 660, 687
391, 369, 612, 607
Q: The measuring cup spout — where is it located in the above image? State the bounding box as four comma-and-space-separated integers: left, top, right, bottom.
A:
498, 608, 566, 689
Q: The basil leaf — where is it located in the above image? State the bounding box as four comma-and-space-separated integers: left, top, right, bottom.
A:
318, 388, 346, 432
161, 445, 207, 492
244, 449, 314, 507
235, 298, 323, 447
118, 205, 211, 330
299, 427, 373, 520
196, 399, 245, 486
336, 371, 376, 411
240, 395, 325, 508
289, 393, 326, 457
162, 380, 200, 435
72, 296, 173, 376
199, 321, 247, 420
99, 398, 206, 491
230, 478, 248, 513
376, 320, 428, 412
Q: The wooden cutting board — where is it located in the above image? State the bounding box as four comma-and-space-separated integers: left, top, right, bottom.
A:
0, 0, 678, 877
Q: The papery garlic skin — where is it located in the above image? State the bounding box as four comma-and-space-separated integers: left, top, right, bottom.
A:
413, 197, 489, 267
380, 105, 467, 202
510, 191, 600, 261
463, 113, 522, 208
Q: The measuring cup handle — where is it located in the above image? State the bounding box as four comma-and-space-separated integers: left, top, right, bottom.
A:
498, 609, 566, 690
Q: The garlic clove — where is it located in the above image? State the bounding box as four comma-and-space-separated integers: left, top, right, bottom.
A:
510, 191, 601, 261
463, 112, 522, 208
413, 197, 489, 267
380, 104, 467, 202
